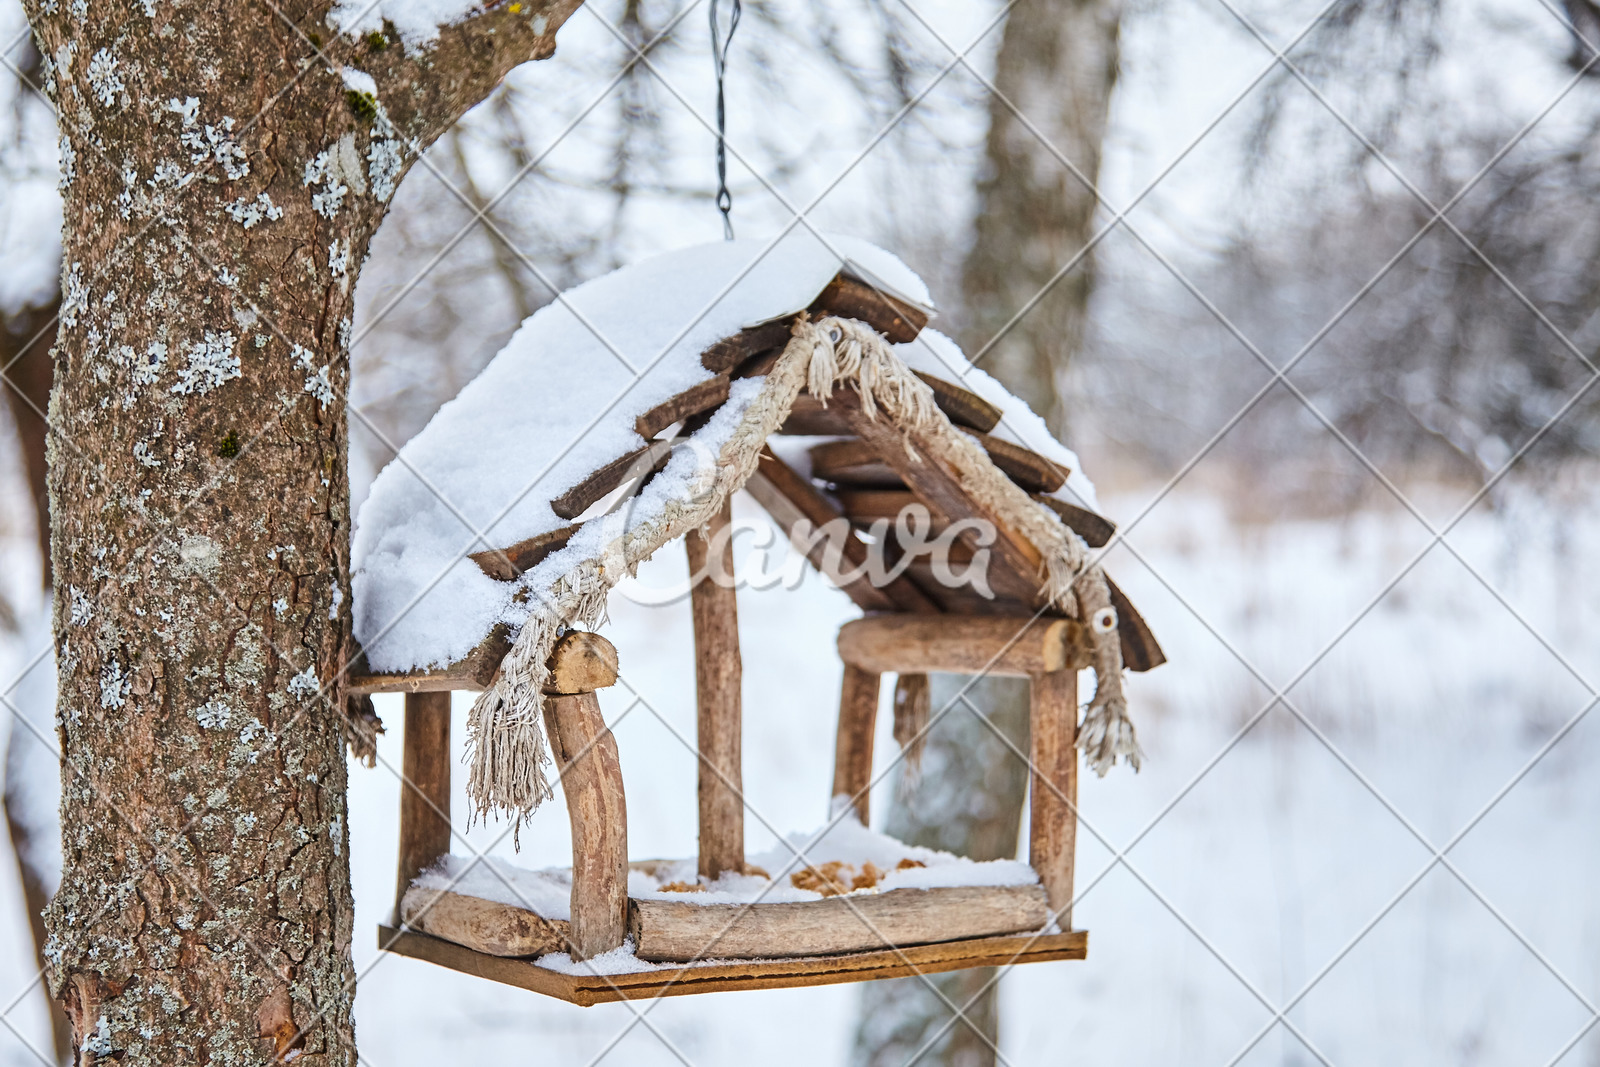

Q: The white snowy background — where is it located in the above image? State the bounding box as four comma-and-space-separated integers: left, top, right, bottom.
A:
4, 0, 1600, 1063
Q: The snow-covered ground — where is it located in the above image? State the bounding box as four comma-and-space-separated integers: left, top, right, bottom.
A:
9, 477, 1595, 1066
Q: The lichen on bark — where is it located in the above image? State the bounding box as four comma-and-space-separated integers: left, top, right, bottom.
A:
19, 0, 582, 1059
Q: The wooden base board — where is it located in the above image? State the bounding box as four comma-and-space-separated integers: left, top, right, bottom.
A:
376, 925, 1087, 1006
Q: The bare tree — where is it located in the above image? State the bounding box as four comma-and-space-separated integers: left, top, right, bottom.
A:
854, 2, 1122, 1065
961, 0, 1121, 431
15, 0, 584, 1058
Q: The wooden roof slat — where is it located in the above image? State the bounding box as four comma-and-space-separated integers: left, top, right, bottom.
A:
814, 434, 1066, 497
913, 371, 1002, 432
731, 348, 784, 379
1106, 576, 1166, 673
469, 523, 582, 582
635, 376, 731, 440
550, 438, 674, 521
808, 274, 930, 344
700, 320, 795, 373
1033, 496, 1115, 548
347, 624, 513, 694
834, 488, 920, 525
963, 431, 1068, 494
898, 562, 1036, 616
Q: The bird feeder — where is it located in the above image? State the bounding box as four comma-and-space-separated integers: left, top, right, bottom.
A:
347, 237, 1164, 1005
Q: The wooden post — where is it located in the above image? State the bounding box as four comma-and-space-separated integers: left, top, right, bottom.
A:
544, 691, 629, 960
833, 665, 881, 825
395, 691, 453, 921
1028, 670, 1078, 927
685, 499, 745, 880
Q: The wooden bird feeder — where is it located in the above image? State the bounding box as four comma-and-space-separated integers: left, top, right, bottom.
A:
350, 258, 1165, 1005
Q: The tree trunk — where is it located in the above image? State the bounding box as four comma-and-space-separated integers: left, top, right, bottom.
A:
855, 2, 1119, 1063
19, 0, 581, 1059
852, 674, 1032, 1067
3, 296, 73, 1063
960, 0, 1121, 432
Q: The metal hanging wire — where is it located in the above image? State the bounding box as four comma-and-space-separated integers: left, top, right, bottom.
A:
709, 0, 742, 239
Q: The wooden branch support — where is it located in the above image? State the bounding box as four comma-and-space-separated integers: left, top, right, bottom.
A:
832, 665, 880, 825
808, 438, 905, 489
1028, 669, 1078, 927
685, 500, 745, 880
395, 691, 453, 918
542, 690, 629, 960
629, 885, 1049, 961
746, 447, 937, 614
838, 615, 1089, 677
550, 437, 674, 520
832, 393, 1046, 603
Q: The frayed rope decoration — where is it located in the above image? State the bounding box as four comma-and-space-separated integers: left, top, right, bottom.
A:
466, 312, 1141, 836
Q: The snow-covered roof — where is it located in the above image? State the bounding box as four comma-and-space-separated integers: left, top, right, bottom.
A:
351, 233, 1097, 675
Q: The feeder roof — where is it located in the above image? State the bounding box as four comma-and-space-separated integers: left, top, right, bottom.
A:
351, 233, 1101, 675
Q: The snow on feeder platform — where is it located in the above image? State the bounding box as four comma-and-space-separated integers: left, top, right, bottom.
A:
348, 232, 1163, 1003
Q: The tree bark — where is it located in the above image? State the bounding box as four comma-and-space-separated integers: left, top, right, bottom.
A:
960, 0, 1121, 431
18, 0, 582, 1059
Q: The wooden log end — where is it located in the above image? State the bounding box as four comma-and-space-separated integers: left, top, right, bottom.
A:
544, 630, 619, 694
